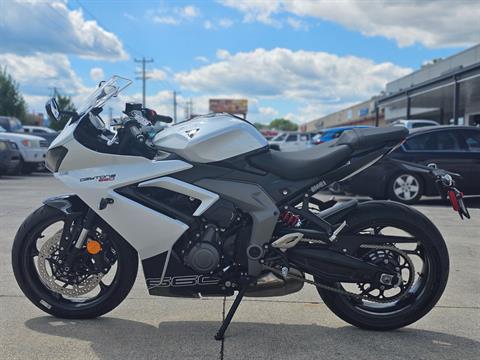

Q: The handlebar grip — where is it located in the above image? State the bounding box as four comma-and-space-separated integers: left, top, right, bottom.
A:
128, 123, 145, 143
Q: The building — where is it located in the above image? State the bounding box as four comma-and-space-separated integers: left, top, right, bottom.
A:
379, 44, 480, 125
305, 43, 480, 130
305, 97, 384, 132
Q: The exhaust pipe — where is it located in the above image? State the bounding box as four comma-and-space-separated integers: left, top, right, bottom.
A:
245, 268, 304, 297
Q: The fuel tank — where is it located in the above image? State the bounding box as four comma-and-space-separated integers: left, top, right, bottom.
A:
152, 114, 267, 163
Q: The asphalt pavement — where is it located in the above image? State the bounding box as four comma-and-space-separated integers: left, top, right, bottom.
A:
0, 174, 479, 360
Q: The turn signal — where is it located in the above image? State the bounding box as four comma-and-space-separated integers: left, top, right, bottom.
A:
86, 240, 102, 255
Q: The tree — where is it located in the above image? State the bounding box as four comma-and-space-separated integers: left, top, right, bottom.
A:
0, 68, 27, 121
269, 118, 298, 131
49, 93, 76, 131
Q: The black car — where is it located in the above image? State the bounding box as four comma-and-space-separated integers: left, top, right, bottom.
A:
0, 139, 21, 175
342, 126, 480, 204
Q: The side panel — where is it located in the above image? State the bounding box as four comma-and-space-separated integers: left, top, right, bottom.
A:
55, 143, 193, 259
138, 177, 219, 216
195, 179, 279, 276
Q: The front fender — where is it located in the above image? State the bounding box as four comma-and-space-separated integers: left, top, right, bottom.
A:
43, 194, 88, 215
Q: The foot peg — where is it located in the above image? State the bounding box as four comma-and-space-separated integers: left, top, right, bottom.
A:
271, 233, 303, 251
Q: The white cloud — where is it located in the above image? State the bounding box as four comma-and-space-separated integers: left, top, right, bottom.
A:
90, 67, 105, 82
219, 18, 234, 28
204, 18, 234, 30
175, 48, 411, 102
259, 107, 278, 117
220, 0, 281, 27
204, 20, 214, 29
195, 56, 209, 63
178, 5, 200, 19
175, 48, 411, 123
1, 0, 127, 60
153, 16, 179, 25
0, 52, 92, 112
220, 0, 480, 48
149, 68, 168, 81
286, 17, 308, 31
151, 4, 200, 26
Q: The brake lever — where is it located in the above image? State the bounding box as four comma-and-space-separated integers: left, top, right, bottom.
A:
106, 132, 119, 146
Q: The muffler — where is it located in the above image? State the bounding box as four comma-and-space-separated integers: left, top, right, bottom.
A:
245, 268, 304, 297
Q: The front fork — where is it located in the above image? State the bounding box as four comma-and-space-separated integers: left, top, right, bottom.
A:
61, 209, 97, 270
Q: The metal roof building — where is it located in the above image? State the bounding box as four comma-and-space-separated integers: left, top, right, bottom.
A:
379, 44, 480, 126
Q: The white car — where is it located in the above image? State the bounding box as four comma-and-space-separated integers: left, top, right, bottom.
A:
392, 119, 439, 129
23, 125, 57, 135
0, 125, 47, 173
268, 132, 312, 152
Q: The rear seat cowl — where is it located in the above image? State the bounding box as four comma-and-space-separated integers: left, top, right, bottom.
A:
336, 127, 408, 151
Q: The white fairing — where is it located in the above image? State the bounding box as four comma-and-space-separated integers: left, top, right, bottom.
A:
153, 114, 267, 163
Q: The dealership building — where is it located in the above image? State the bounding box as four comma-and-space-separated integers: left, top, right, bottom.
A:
306, 43, 480, 130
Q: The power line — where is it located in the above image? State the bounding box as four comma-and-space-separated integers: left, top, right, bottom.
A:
135, 57, 154, 107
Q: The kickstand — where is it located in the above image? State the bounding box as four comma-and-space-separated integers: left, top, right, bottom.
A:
215, 286, 247, 341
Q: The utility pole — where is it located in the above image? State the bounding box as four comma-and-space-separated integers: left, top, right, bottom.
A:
135, 57, 154, 107
173, 91, 178, 123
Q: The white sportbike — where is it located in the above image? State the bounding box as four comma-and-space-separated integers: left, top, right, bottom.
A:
12, 77, 469, 340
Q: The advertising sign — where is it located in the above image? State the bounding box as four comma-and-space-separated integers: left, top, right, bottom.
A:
209, 99, 248, 114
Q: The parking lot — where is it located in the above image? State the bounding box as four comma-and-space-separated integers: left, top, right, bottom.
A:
1, 174, 479, 360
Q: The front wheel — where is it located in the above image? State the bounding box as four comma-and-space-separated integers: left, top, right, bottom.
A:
316, 201, 449, 330
12, 205, 138, 319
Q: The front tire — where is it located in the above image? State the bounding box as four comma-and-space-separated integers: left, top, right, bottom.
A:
316, 201, 449, 330
12, 205, 138, 319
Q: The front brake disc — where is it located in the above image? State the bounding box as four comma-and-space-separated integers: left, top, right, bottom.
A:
37, 231, 104, 297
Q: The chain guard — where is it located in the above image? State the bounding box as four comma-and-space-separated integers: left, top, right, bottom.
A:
265, 245, 415, 304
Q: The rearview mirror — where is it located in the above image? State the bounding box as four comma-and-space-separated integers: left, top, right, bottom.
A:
45, 98, 60, 122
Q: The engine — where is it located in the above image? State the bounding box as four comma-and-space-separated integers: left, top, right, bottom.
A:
182, 199, 240, 274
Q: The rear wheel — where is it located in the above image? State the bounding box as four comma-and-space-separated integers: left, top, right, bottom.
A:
316, 201, 449, 330
12, 205, 138, 319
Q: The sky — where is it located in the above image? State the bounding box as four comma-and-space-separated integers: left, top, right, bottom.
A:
1, 0, 479, 124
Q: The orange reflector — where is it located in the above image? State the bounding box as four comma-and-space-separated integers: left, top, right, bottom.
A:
86, 240, 102, 255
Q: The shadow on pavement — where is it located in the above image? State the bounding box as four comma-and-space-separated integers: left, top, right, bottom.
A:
26, 317, 480, 360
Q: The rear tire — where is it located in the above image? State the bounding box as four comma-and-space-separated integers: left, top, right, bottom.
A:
12, 205, 139, 319
316, 201, 449, 330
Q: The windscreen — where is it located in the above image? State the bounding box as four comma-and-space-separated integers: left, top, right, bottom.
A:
76, 76, 132, 118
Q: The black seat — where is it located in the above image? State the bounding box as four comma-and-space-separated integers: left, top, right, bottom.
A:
249, 127, 408, 181
336, 127, 408, 151
249, 142, 352, 181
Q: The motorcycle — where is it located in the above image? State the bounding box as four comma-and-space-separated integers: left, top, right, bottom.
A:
12, 76, 470, 340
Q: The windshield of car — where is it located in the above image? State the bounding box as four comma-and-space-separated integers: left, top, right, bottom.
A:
76, 76, 132, 118
0, 126, 5, 132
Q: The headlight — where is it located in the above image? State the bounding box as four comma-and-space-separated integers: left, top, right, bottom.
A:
21, 139, 40, 148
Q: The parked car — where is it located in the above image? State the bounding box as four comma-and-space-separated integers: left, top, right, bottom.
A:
312, 126, 371, 145
0, 139, 21, 175
269, 132, 313, 151
340, 126, 480, 204
391, 119, 439, 129
0, 125, 47, 174
23, 125, 58, 145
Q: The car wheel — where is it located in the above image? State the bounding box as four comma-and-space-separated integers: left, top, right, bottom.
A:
388, 173, 423, 204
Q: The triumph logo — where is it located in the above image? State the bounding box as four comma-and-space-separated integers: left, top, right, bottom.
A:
310, 180, 327, 193
147, 275, 219, 289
